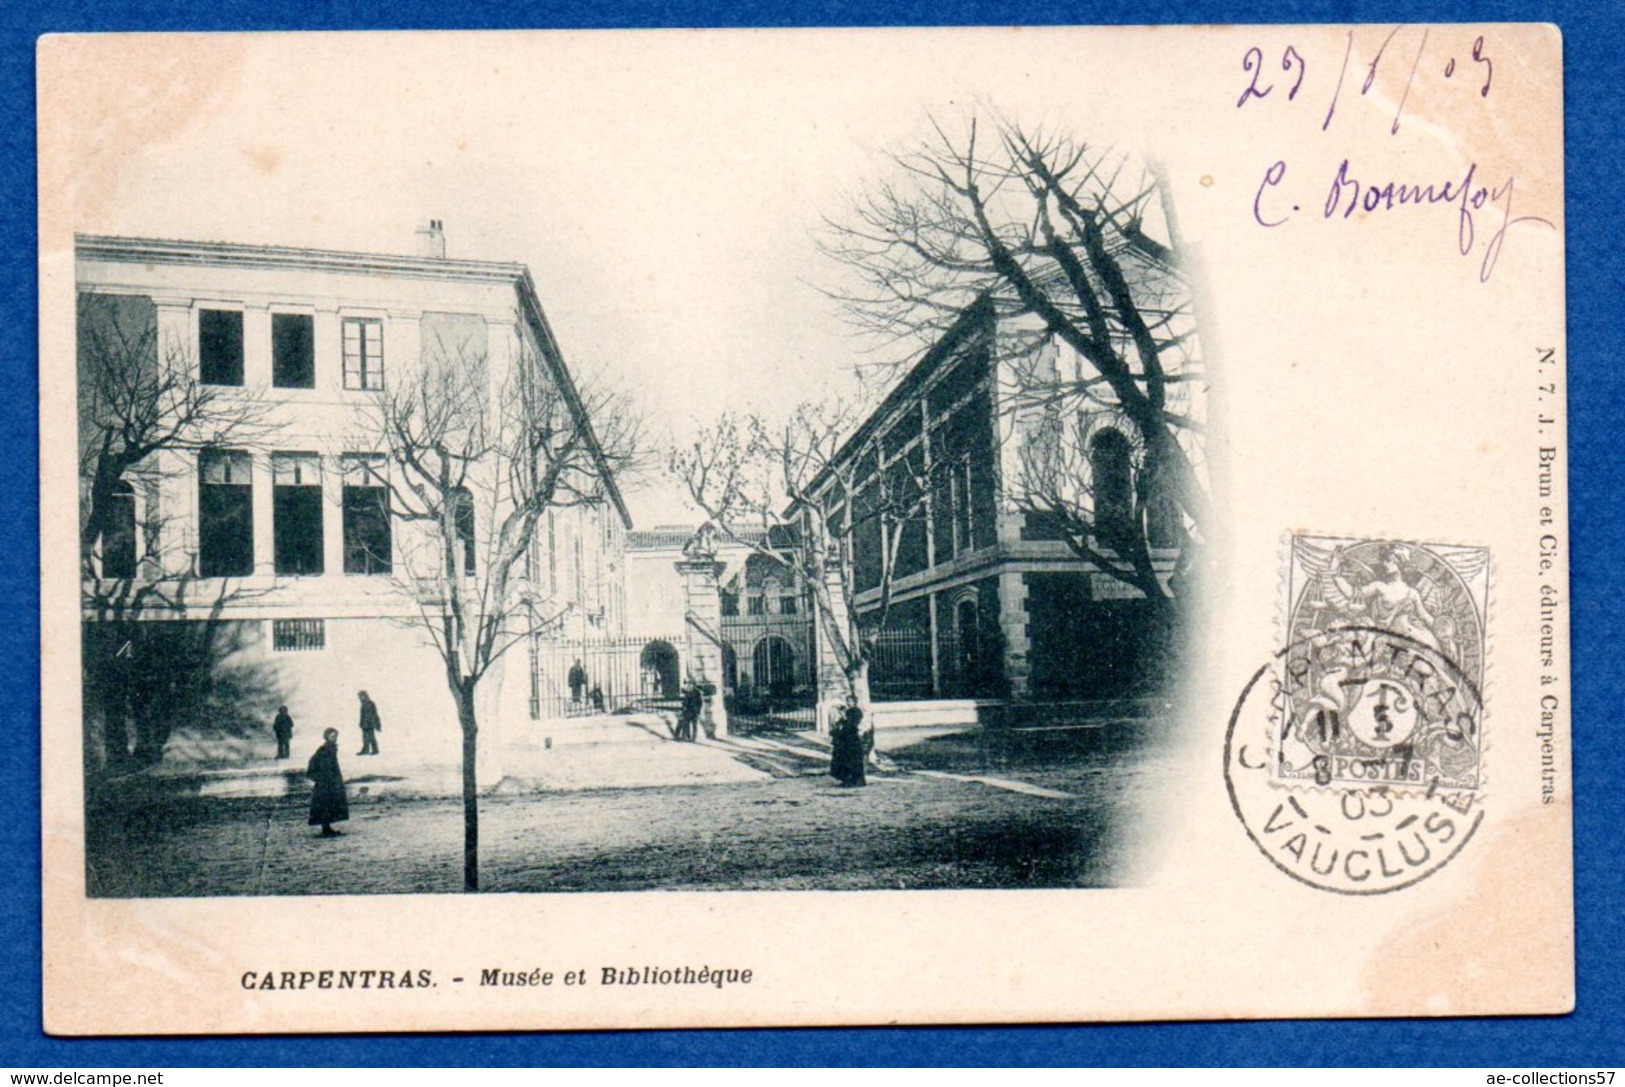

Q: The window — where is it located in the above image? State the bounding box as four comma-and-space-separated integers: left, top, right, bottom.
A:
852, 481, 883, 592
548, 511, 558, 594
100, 480, 138, 579
342, 455, 392, 574
747, 594, 767, 616
720, 590, 739, 617
198, 450, 254, 577
199, 309, 244, 386
574, 531, 584, 603
781, 594, 799, 615
951, 455, 975, 556
272, 313, 315, 389
451, 487, 475, 576
272, 619, 326, 652
525, 538, 540, 584
1089, 429, 1135, 542
273, 453, 323, 575
342, 318, 385, 391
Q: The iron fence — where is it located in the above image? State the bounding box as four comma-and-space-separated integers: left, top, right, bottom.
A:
867, 627, 943, 701
865, 625, 997, 701
726, 688, 818, 733
527, 634, 686, 720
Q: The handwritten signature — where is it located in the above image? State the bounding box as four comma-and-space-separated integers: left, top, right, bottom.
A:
1253, 158, 1555, 283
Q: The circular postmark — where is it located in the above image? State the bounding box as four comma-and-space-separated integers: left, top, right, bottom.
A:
1225, 625, 1485, 895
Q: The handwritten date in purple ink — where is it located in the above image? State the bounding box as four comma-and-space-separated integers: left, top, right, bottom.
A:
1237, 27, 1492, 135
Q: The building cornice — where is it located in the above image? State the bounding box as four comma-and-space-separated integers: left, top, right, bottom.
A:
511, 268, 634, 531
75, 233, 529, 287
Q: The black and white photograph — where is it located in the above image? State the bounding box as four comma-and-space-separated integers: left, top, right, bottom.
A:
38, 26, 1570, 1033
71, 42, 1205, 901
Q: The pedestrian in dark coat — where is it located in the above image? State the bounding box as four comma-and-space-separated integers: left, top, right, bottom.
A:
568, 659, 588, 706
357, 690, 382, 755
307, 728, 349, 837
272, 705, 294, 759
829, 701, 867, 787
677, 682, 702, 742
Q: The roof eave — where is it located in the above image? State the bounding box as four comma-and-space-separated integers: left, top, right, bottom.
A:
513, 269, 634, 530
792, 295, 996, 513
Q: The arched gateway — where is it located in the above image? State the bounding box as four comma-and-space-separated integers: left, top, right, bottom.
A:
639, 640, 680, 700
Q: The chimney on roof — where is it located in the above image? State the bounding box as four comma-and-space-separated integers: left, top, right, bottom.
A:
414, 219, 446, 259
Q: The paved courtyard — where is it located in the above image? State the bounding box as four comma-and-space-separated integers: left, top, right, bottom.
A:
84, 717, 1174, 896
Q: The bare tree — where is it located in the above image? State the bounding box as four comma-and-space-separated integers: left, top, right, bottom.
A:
77, 293, 280, 770
821, 114, 1208, 608
674, 400, 941, 749
78, 293, 276, 570
357, 333, 642, 892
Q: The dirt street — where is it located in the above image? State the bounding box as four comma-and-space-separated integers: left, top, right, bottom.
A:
86, 727, 1172, 896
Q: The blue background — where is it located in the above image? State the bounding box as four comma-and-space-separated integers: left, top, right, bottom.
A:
5, 0, 1619, 1068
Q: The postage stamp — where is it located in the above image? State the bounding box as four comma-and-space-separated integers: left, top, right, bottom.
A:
1223, 536, 1491, 894
1275, 536, 1490, 795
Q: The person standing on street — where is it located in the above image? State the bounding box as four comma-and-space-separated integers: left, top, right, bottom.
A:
272, 705, 295, 760
307, 728, 349, 837
829, 698, 867, 787
357, 690, 383, 756
677, 681, 702, 742
568, 659, 588, 708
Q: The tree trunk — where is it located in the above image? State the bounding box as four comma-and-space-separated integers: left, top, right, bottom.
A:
845, 656, 883, 766
457, 686, 480, 893
1138, 590, 1186, 697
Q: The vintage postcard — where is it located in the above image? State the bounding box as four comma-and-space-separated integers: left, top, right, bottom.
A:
37, 25, 1570, 1032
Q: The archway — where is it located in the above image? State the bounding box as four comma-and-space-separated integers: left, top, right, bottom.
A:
722, 643, 739, 694
752, 635, 796, 701
1089, 427, 1134, 539
639, 640, 680, 700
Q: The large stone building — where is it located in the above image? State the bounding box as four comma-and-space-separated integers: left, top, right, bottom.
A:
805, 296, 1197, 708
76, 227, 631, 772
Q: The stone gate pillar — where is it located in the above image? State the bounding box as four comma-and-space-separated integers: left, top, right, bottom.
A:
676, 527, 729, 739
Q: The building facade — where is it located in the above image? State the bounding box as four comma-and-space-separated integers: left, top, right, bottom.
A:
623, 525, 814, 711
807, 297, 1196, 708
76, 229, 630, 771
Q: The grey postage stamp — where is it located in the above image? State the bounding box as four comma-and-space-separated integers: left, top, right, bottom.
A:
1275, 536, 1490, 795
1222, 534, 1493, 896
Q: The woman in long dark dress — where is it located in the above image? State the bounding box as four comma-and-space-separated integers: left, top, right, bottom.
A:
829, 701, 867, 787
307, 728, 350, 837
